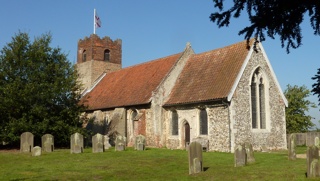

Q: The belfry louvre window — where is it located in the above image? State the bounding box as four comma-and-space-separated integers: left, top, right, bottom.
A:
82, 50, 87, 62
171, 111, 178, 135
200, 109, 208, 135
251, 68, 266, 129
104, 49, 110, 61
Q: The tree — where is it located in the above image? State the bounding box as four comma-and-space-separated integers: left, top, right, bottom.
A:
0, 32, 87, 147
210, 1, 320, 53
284, 85, 316, 134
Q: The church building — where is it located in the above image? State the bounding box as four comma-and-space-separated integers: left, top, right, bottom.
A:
77, 34, 287, 152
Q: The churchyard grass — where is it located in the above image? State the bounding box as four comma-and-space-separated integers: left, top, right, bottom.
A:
0, 147, 311, 180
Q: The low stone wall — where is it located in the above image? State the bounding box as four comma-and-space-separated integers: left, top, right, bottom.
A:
287, 132, 320, 147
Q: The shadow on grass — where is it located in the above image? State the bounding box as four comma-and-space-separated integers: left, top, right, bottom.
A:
203, 167, 209, 171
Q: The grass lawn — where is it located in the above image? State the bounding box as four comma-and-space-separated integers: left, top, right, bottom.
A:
0, 146, 314, 180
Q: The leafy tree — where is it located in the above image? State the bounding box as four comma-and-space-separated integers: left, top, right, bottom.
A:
284, 85, 316, 133
0, 32, 87, 147
210, 1, 320, 53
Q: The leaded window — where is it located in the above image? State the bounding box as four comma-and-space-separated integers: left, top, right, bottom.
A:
200, 109, 208, 135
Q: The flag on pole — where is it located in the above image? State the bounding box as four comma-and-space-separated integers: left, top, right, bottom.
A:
95, 10, 101, 28
94, 9, 101, 34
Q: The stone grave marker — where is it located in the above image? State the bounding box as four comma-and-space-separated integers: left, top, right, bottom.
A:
92, 133, 104, 153
20, 132, 34, 153
70, 132, 84, 154
188, 141, 203, 174
135, 135, 146, 151
104, 135, 112, 150
115, 135, 126, 151
32, 146, 42, 156
234, 144, 247, 167
307, 145, 320, 178
315, 137, 320, 148
245, 142, 255, 163
192, 137, 209, 152
42, 134, 54, 152
288, 133, 296, 160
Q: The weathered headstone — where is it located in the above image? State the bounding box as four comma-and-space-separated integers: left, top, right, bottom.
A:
307, 145, 320, 178
288, 133, 296, 160
92, 133, 104, 153
115, 135, 126, 151
32, 146, 42, 156
315, 137, 320, 148
234, 144, 247, 167
20, 132, 34, 153
192, 137, 209, 152
135, 135, 146, 151
104, 135, 112, 150
42, 134, 54, 152
70, 132, 84, 154
188, 141, 203, 174
245, 142, 255, 163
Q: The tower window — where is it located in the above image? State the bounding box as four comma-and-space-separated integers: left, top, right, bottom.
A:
82, 50, 87, 62
104, 49, 110, 61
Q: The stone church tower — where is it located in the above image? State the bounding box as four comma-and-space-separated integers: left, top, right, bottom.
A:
76, 34, 122, 92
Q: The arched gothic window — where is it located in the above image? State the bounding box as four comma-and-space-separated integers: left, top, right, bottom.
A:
171, 110, 178, 135
251, 68, 267, 129
199, 109, 208, 135
104, 49, 110, 61
82, 50, 87, 62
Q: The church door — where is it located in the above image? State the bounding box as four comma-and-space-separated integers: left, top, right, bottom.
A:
184, 122, 190, 147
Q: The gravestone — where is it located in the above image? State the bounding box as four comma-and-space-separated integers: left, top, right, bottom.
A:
42, 134, 54, 152
315, 137, 320, 148
92, 133, 104, 153
245, 142, 255, 163
104, 135, 112, 150
70, 132, 84, 154
288, 133, 296, 160
307, 145, 320, 178
188, 141, 203, 174
115, 135, 126, 151
135, 135, 146, 151
234, 144, 247, 167
32, 146, 42, 156
192, 137, 209, 152
20, 132, 34, 153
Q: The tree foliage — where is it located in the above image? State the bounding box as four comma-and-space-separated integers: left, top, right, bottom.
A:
284, 85, 316, 133
210, 0, 320, 53
0, 32, 87, 147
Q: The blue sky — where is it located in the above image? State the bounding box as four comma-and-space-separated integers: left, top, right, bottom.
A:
1, 1, 320, 128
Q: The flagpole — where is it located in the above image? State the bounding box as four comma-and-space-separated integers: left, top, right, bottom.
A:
93, 9, 96, 34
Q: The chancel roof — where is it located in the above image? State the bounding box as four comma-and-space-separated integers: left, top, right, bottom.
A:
164, 40, 251, 106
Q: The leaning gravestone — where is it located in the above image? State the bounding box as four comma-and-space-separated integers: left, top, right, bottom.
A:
70, 132, 84, 154
188, 141, 203, 174
315, 137, 320, 148
42, 134, 54, 152
288, 133, 296, 160
92, 133, 104, 153
104, 135, 112, 150
115, 135, 126, 151
307, 145, 320, 178
135, 135, 146, 151
245, 142, 255, 163
20, 132, 34, 153
32, 146, 42, 156
234, 144, 247, 167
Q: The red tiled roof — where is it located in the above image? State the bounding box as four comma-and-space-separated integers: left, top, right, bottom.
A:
82, 53, 182, 110
164, 40, 251, 106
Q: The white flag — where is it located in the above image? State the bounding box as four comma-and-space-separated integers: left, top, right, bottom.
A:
95, 11, 101, 28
